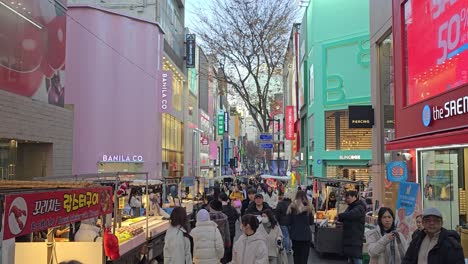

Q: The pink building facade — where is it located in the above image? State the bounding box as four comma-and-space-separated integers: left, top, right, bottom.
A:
65, 5, 165, 179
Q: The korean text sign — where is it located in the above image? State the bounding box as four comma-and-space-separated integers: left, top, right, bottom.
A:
3, 187, 113, 240
285, 106, 295, 140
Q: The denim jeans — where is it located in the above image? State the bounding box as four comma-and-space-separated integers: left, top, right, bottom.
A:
280, 225, 291, 252
348, 258, 362, 264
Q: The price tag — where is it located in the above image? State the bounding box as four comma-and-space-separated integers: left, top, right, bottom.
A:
119, 197, 125, 210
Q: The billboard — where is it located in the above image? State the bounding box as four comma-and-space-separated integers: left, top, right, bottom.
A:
268, 159, 289, 176
405, 0, 468, 105
0, 0, 67, 106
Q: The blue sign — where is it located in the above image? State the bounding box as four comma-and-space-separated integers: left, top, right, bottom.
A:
260, 143, 274, 149
386, 161, 408, 182
422, 104, 431, 127
259, 134, 273, 141
396, 182, 419, 216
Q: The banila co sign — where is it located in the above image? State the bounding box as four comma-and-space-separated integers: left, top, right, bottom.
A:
160, 70, 173, 113
422, 96, 468, 127
102, 155, 144, 163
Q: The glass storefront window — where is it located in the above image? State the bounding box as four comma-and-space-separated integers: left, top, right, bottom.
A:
419, 147, 467, 229
162, 113, 184, 177
326, 165, 370, 183
325, 110, 372, 151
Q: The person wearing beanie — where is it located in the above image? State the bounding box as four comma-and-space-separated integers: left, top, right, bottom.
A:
191, 209, 224, 264
209, 200, 231, 264
220, 193, 239, 263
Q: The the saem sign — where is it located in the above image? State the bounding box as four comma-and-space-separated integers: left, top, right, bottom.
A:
159, 70, 173, 113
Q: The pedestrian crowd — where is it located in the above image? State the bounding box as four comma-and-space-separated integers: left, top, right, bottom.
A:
162, 180, 466, 264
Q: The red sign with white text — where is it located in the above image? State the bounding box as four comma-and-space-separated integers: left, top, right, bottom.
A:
3, 187, 113, 240
285, 106, 295, 140
405, 0, 468, 105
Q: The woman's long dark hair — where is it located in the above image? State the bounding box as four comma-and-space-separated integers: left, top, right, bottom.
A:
170, 206, 190, 232
262, 209, 278, 229
377, 207, 396, 235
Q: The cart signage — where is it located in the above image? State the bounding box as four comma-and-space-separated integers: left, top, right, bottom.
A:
3, 187, 113, 240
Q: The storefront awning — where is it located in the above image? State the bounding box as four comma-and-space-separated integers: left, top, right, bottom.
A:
386, 127, 468, 150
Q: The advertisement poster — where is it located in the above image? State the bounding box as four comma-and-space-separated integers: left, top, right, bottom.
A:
424, 170, 453, 201
268, 160, 289, 176
386, 161, 408, 182
285, 106, 295, 140
3, 187, 113, 240
395, 182, 420, 240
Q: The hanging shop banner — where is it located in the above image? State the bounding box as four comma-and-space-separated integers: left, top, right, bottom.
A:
348, 105, 374, 128
395, 182, 419, 239
159, 70, 173, 113
3, 187, 113, 240
186, 34, 196, 68
386, 161, 408, 182
285, 106, 295, 140
210, 142, 218, 160
218, 111, 225, 135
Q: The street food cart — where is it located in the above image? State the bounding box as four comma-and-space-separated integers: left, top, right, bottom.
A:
308, 176, 365, 257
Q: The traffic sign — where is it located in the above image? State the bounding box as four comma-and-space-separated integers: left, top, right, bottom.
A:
259, 134, 273, 141
260, 143, 274, 149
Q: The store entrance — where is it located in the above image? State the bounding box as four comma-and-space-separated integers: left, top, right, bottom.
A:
326, 165, 371, 183
418, 146, 468, 229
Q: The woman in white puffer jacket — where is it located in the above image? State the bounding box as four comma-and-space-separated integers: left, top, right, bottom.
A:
190, 209, 224, 264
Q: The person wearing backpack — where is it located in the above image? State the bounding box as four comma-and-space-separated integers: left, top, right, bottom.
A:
190, 209, 224, 264
164, 207, 193, 264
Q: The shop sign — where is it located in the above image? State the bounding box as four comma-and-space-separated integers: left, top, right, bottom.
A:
285, 106, 295, 140
348, 105, 374, 128
186, 34, 196, 68
339, 155, 361, 160
218, 111, 224, 135
159, 70, 173, 113
224, 112, 229, 132
386, 161, 408, 182
422, 96, 468, 127
3, 187, 113, 240
215, 146, 220, 166
102, 155, 144, 163
201, 137, 209, 145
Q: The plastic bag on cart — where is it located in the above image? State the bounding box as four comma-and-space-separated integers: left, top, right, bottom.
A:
104, 227, 120, 260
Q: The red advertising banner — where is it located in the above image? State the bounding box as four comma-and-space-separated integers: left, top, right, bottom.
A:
3, 187, 113, 240
285, 106, 295, 140
406, 0, 468, 105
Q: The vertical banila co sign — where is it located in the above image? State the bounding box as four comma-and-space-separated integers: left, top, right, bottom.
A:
285, 106, 295, 140
159, 70, 173, 113
186, 34, 196, 68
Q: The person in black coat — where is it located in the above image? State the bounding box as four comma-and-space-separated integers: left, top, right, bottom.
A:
287, 190, 314, 264
337, 190, 366, 264
276, 193, 292, 254
241, 188, 257, 216
219, 193, 239, 263
403, 207, 464, 264
245, 193, 271, 215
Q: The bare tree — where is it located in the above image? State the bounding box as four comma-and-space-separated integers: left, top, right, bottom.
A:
192, 0, 299, 132
244, 140, 263, 165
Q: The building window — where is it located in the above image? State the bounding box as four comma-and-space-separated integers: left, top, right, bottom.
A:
300, 117, 306, 148
325, 110, 372, 150
308, 115, 314, 152
162, 113, 184, 177
326, 165, 370, 182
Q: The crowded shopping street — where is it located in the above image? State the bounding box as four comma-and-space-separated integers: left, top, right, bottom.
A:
1, 0, 468, 263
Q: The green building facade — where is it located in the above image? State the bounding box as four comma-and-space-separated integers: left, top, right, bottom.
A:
304, 0, 371, 182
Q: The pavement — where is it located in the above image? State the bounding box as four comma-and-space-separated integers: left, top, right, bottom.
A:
233, 220, 348, 264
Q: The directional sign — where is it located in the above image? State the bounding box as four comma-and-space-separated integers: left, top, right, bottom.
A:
260, 143, 274, 149
259, 134, 273, 141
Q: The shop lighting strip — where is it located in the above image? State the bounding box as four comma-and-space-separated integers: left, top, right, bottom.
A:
0, 1, 43, 29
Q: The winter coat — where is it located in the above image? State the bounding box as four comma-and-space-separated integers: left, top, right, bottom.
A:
232, 230, 269, 264
222, 204, 239, 239
163, 225, 192, 264
258, 224, 283, 258
402, 228, 464, 264
338, 199, 366, 258
246, 202, 271, 216
263, 192, 278, 209
241, 199, 253, 216
275, 198, 291, 226
190, 221, 224, 264
230, 191, 244, 201
365, 225, 408, 264
287, 200, 314, 242
209, 210, 231, 246
74, 223, 102, 242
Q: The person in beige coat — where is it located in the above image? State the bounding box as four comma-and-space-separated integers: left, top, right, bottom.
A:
190, 209, 224, 264
365, 207, 408, 264
257, 209, 287, 264
233, 214, 269, 264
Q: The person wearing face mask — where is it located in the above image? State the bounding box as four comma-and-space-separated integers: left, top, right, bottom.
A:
257, 209, 285, 264
365, 207, 408, 264
287, 190, 314, 264
232, 214, 268, 264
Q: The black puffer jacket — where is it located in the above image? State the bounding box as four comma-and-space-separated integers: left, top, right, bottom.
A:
245, 202, 271, 216
337, 199, 366, 258
275, 198, 291, 226
402, 228, 464, 264
222, 204, 239, 239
